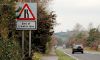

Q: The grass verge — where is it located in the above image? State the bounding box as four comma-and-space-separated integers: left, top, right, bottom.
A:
55, 49, 75, 60
32, 52, 42, 60
85, 47, 100, 52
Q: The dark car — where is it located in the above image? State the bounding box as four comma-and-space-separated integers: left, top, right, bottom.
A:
72, 44, 84, 54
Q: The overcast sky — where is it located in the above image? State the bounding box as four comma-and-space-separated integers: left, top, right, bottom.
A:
50, 0, 100, 32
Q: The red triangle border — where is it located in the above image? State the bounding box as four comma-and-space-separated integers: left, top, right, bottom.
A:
17, 3, 36, 20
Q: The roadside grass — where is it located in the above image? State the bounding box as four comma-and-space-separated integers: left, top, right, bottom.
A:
32, 52, 42, 60
55, 49, 75, 60
85, 47, 100, 52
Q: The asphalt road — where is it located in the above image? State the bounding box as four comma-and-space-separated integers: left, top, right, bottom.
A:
64, 49, 100, 60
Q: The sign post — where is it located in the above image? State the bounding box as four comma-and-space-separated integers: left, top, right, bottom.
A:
16, 2, 37, 58
22, 30, 24, 59
29, 0, 32, 57
29, 30, 31, 57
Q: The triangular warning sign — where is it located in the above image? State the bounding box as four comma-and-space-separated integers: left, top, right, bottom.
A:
17, 3, 36, 20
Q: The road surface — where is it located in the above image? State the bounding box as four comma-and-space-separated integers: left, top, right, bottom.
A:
64, 49, 100, 60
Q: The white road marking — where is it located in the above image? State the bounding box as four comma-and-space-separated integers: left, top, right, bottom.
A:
57, 47, 79, 60
85, 51, 100, 55
64, 52, 79, 60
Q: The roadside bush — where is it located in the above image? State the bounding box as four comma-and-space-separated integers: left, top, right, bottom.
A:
0, 38, 21, 60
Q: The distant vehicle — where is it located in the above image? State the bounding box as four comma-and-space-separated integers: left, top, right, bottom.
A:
72, 44, 84, 54
63, 44, 66, 49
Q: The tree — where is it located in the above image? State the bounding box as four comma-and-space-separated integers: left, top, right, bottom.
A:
87, 28, 100, 47
30, 0, 56, 53
68, 23, 88, 46
88, 23, 93, 31
73, 23, 83, 32
0, 0, 21, 60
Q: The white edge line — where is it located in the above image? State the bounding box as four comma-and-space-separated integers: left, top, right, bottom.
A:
64, 52, 79, 60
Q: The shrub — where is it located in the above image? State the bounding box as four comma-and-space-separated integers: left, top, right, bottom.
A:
0, 38, 21, 60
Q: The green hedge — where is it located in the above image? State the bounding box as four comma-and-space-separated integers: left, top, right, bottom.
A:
0, 38, 21, 60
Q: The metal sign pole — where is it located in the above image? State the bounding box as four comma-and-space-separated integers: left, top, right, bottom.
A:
22, 30, 24, 59
29, 30, 31, 57
22, 1, 25, 60
29, 0, 32, 57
